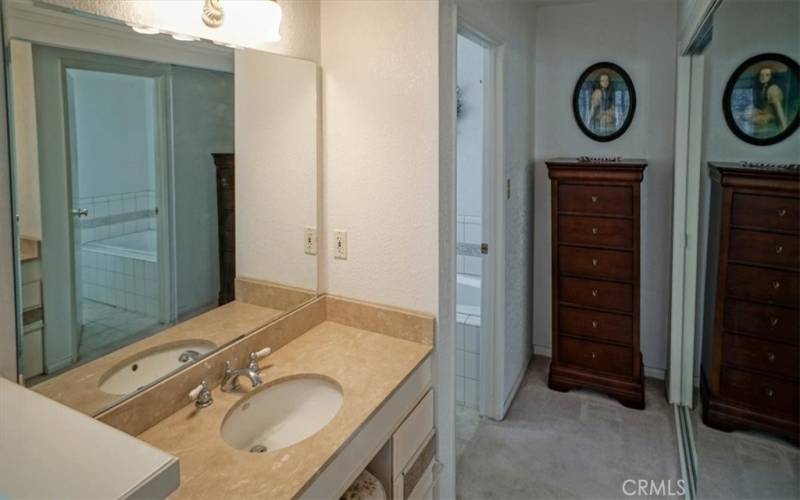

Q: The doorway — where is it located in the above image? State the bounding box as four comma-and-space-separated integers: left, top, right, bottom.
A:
31, 46, 174, 377
455, 29, 502, 462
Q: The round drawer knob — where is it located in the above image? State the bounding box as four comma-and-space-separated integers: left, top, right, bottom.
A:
768, 352, 776, 362
770, 317, 779, 327
776, 245, 784, 254
592, 258, 598, 266
591, 289, 598, 297
592, 320, 599, 328
592, 227, 599, 235
772, 281, 781, 290
591, 196, 599, 203
766, 388, 774, 398
591, 352, 597, 359
778, 209, 787, 217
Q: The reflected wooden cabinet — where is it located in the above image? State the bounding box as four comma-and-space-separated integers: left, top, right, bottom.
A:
546, 158, 647, 409
701, 162, 799, 443
213, 153, 235, 305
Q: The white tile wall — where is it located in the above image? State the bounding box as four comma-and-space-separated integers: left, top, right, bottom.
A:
81, 251, 159, 318
455, 312, 481, 409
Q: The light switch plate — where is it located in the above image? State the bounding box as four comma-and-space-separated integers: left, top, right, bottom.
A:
304, 227, 317, 255
334, 230, 347, 259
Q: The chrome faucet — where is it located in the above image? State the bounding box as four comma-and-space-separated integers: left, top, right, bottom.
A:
221, 347, 272, 392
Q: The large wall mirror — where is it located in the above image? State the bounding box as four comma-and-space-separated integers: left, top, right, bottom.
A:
4, 0, 319, 416
686, 0, 799, 498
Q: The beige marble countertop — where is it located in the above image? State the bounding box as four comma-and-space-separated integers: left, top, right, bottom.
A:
33, 301, 283, 416
137, 320, 432, 499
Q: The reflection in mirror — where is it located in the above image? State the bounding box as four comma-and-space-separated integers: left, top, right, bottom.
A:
693, 1, 799, 498
5, 0, 318, 416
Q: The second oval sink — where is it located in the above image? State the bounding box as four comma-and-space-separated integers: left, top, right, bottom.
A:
221, 376, 343, 453
99, 339, 216, 395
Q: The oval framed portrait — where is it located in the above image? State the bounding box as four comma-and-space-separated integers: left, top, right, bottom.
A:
572, 62, 636, 142
723, 53, 800, 146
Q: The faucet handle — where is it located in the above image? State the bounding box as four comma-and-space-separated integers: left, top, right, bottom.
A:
189, 380, 213, 408
248, 347, 272, 371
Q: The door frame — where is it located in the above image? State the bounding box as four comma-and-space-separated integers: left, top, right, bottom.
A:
456, 22, 505, 421
34, 46, 174, 369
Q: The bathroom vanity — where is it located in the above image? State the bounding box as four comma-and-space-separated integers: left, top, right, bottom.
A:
701, 162, 799, 443
546, 158, 647, 409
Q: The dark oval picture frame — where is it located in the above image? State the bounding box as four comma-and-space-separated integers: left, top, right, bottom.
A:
572, 62, 636, 142
722, 52, 800, 146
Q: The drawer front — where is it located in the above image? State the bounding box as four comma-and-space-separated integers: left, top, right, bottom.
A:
726, 264, 798, 307
720, 368, 798, 417
723, 333, 798, 379
393, 390, 434, 479
559, 277, 633, 313
559, 246, 633, 281
558, 215, 633, 248
729, 229, 799, 269
558, 184, 632, 216
559, 336, 632, 377
731, 193, 800, 234
559, 306, 632, 345
724, 299, 799, 344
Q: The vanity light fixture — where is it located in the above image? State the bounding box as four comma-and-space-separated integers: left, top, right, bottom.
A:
202, 0, 282, 42
170, 32, 201, 42
127, 24, 160, 35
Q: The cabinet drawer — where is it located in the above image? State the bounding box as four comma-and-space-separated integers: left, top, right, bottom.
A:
558, 184, 632, 216
559, 336, 632, 377
558, 215, 633, 248
731, 193, 800, 234
559, 246, 632, 281
726, 265, 798, 307
729, 229, 799, 269
559, 306, 632, 345
559, 277, 632, 313
393, 390, 434, 479
720, 368, 798, 417
723, 333, 798, 380
724, 299, 798, 344
21, 282, 41, 309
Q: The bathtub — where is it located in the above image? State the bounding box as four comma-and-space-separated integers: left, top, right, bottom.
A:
457, 273, 481, 317
83, 229, 157, 263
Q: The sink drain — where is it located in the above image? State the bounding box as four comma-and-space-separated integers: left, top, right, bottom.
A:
249, 444, 268, 453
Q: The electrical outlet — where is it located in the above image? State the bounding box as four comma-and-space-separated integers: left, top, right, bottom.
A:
334, 230, 347, 259
304, 226, 317, 255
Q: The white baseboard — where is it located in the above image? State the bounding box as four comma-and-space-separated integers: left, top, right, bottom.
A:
532, 344, 666, 381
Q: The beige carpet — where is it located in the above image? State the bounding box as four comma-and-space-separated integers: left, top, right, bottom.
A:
456, 355, 681, 500
692, 403, 799, 500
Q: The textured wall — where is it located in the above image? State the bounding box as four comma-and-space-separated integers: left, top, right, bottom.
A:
533, 0, 678, 378
236, 50, 318, 291
320, 0, 440, 314
39, 0, 321, 62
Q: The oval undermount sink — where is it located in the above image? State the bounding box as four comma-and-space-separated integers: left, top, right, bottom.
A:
221, 376, 343, 453
99, 339, 217, 395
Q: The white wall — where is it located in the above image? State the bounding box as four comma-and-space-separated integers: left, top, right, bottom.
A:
235, 49, 318, 292
694, 0, 800, 378
456, 35, 484, 220
171, 66, 234, 317
320, 0, 440, 314
68, 70, 156, 198
533, 0, 678, 378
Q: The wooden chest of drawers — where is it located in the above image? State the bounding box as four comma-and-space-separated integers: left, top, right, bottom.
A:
546, 159, 647, 409
701, 162, 800, 443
